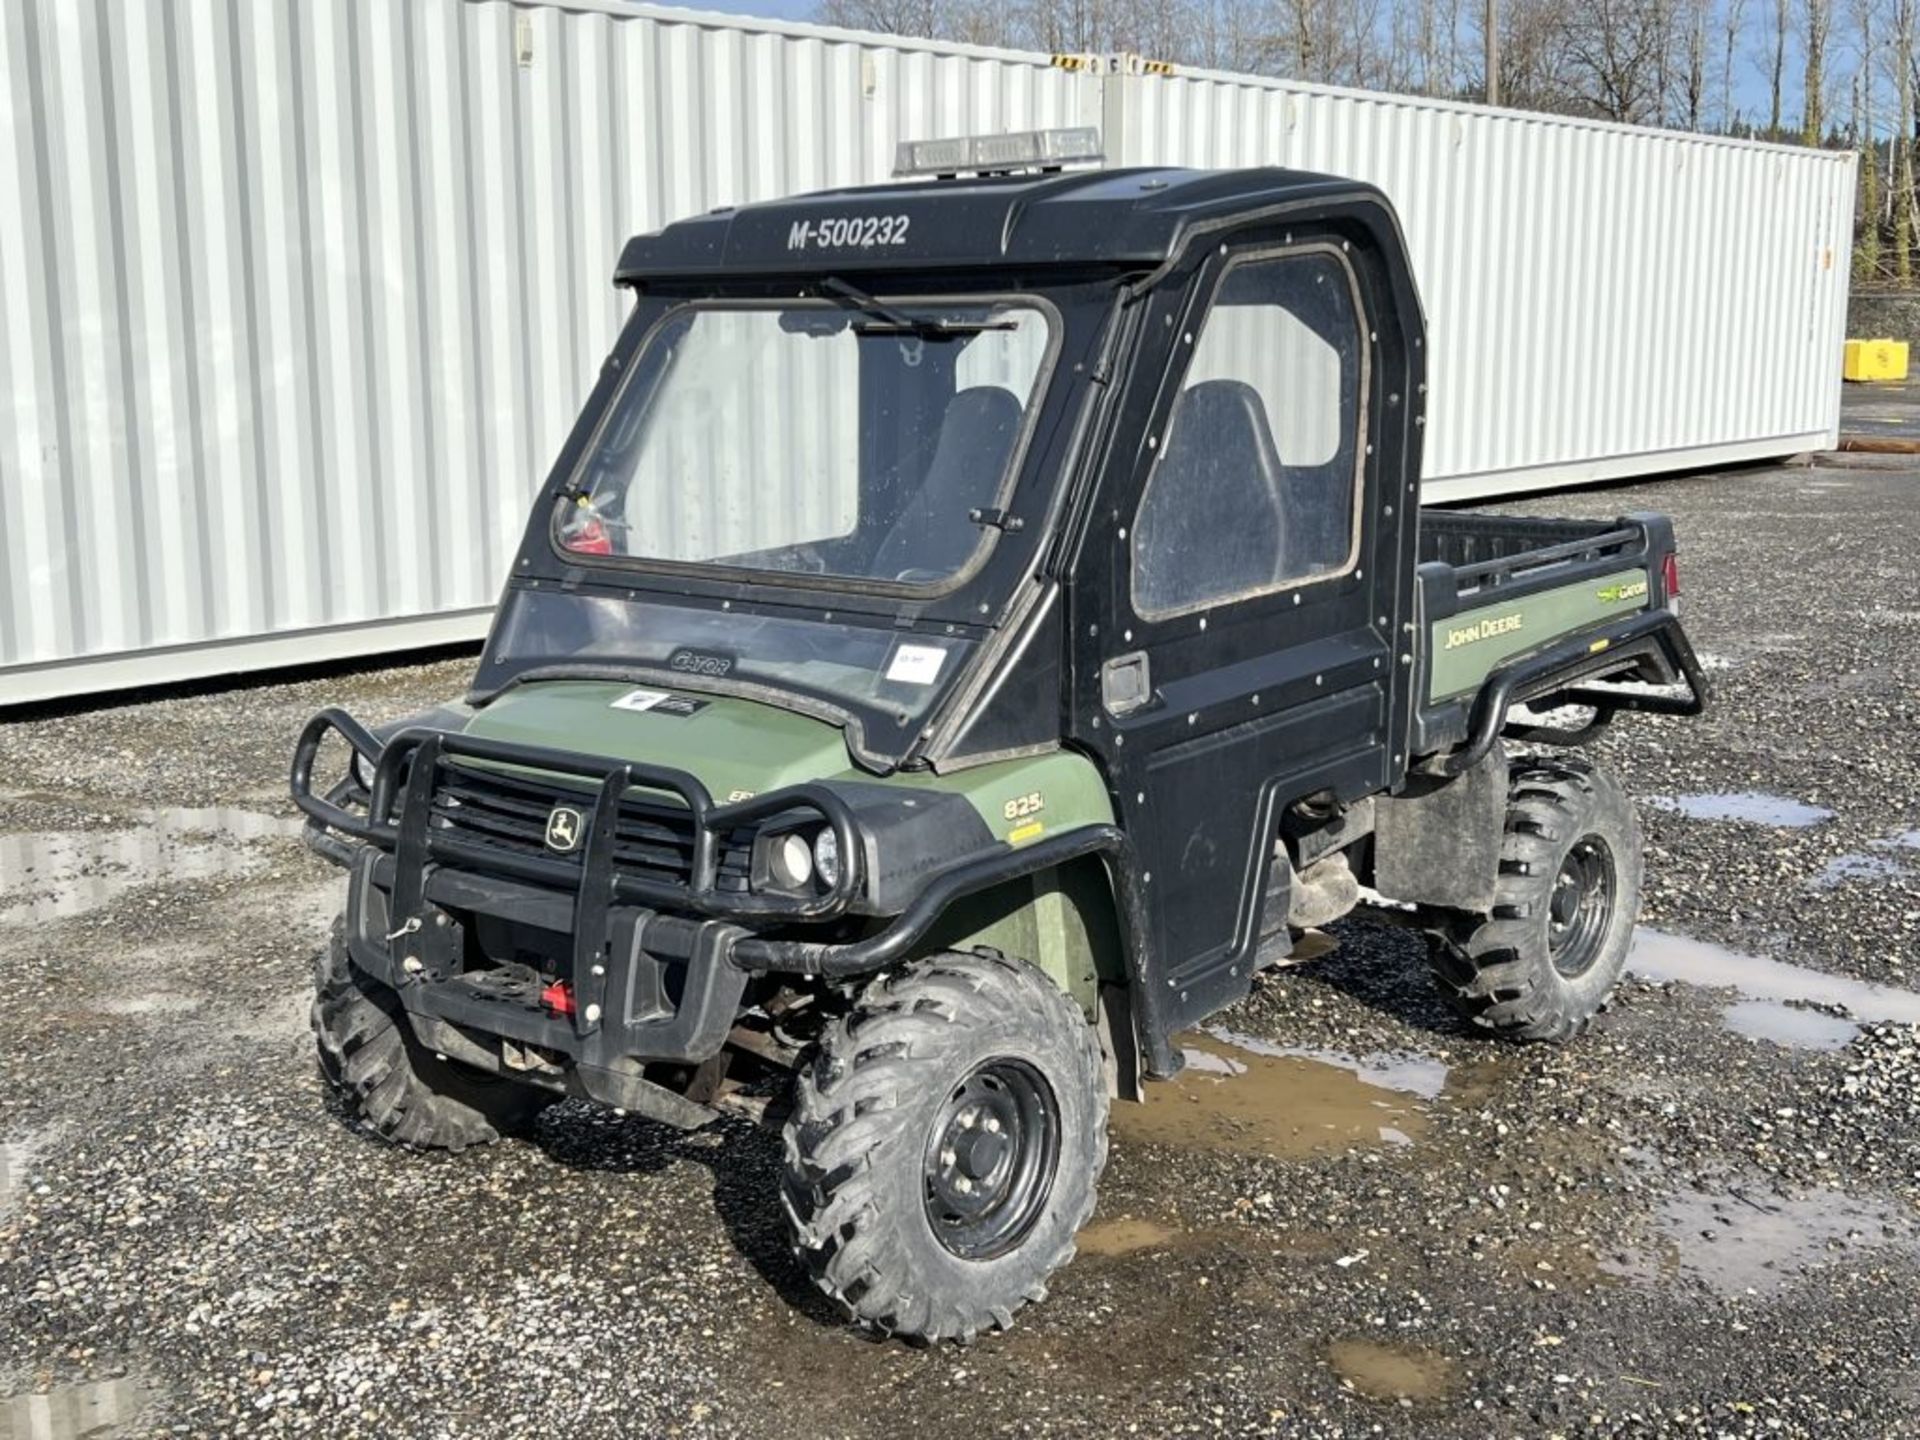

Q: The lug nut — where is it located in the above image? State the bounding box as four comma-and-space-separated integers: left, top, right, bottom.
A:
984, 1116, 1001, 1134
954, 1176, 973, 1194
941, 1147, 956, 1168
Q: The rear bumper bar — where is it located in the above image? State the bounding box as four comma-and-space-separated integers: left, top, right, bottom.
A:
1436, 609, 1708, 776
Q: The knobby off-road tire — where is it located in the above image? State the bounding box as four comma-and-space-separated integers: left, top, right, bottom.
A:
312, 916, 550, 1151
1422, 757, 1642, 1042
781, 951, 1109, 1342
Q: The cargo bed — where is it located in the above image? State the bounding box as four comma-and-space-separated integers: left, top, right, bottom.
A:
1409, 510, 1705, 765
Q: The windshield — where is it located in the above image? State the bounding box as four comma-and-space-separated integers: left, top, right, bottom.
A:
555, 298, 1055, 589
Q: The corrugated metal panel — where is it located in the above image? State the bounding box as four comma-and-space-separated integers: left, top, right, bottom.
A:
0, 0, 1095, 699
1109, 66, 1856, 499
0, 2, 1852, 703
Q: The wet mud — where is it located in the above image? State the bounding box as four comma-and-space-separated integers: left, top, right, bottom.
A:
1113, 1027, 1449, 1158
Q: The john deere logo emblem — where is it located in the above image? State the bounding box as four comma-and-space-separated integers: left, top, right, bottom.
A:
544, 806, 585, 854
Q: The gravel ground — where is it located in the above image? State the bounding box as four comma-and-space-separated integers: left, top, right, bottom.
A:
3, 450, 1920, 1438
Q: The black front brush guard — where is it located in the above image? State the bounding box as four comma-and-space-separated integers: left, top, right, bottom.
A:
290, 707, 863, 923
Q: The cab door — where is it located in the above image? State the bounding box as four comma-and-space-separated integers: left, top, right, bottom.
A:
1068, 219, 1420, 1066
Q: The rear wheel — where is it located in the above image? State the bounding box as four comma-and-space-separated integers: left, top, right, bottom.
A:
781, 952, 1108, 1342
312, 916, 551, 1151
1421, 757, 1642, 1042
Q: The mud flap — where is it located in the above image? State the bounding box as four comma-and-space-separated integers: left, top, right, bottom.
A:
1372, 741, 1506, 913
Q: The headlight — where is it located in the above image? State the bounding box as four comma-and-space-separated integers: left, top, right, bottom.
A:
813, 827, 841, 889
768, 831, 815, 890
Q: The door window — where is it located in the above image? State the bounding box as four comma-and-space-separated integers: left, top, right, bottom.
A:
1131, 249, 1367, 619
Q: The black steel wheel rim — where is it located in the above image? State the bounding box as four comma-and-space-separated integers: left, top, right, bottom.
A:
922, 1059, 1059, 1260
1548, 833, 1616, 978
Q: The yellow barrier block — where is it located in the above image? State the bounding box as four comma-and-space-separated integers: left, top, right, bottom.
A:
1843, 337, 1910, 382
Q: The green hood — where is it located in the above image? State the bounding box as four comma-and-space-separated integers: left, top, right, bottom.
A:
460, 681, 857, 800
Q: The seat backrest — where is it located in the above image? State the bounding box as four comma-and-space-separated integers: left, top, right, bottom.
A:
871, 385, 1023, 580
1132, 379, 1287, 615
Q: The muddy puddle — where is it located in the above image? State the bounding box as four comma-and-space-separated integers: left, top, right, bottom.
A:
1816, 853, 1910, 887
1326, 1338, 1457, 1403
1114, 1027, 1448, 1159
1645, 792, 1834, 827
1607, 1184, 1918, 1297
0, 1144, 23, 1219
0, 1128, 59, 1220
0, 808, 303, 927
2, 1377, 148, 1439
1629, 928, 1920, 1048
1816, 828, 1920, 888
1078, 1215, 1183, 1256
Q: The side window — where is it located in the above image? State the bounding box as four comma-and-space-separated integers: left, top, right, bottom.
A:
1131, 249, 1367, 620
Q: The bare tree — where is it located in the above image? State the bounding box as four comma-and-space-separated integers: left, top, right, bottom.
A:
1682, 0, 1713, 126
1895, 0, 1915, 278
1721, 0, 1749, 125
1559, 0, 1671, 120
817, 0, 948, 34
1769, 0, 1790, 132
1804, 0, 1834, 139
799, 0, 1917, 225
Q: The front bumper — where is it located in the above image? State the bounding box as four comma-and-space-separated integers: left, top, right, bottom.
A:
342, 846, 746, 1124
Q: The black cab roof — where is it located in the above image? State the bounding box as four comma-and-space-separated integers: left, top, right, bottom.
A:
613, 166, 1390, 283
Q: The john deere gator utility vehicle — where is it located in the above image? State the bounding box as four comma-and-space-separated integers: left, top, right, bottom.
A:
292, 128, 1706, 1342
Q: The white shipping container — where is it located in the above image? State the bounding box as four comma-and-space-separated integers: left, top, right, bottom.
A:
0, 0, 1855, 705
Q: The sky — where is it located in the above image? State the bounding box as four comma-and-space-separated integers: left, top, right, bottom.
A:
690, 0, 818, 21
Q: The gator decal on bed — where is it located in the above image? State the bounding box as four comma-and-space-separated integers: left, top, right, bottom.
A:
1428, 567, 1652, 702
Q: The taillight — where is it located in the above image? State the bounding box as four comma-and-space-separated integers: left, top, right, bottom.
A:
1662, 552, 1681, 614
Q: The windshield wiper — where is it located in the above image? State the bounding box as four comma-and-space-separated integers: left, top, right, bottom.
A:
819, 276, 1016, 338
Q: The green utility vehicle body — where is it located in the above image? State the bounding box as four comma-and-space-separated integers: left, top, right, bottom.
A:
460, 679, 1123, 1015
294, 140, 1705, 1341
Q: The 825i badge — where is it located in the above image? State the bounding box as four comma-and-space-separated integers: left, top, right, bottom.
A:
787, 214, 911, 250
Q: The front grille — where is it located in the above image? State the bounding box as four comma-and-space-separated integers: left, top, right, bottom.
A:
428, 762, 754, 894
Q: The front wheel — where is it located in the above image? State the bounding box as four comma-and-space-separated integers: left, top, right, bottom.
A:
312, 916, 552, 1150
1421, 757, 1643, 1042
781, 952, 1109, 1342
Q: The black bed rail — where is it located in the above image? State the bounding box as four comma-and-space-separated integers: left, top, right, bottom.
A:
1449, 524, 1643, 591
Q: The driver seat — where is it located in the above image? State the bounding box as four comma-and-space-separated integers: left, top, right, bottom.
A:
871, 385, 1023, 580
1131, 379, 1288, 614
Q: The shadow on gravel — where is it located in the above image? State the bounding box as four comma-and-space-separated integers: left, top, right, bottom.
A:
311, 1073, 864, 1334
533, 1108, 855, 1335
1282, 918, 1472, 1040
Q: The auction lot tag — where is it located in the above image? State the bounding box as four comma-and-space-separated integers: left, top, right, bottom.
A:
885, 643, 947, 685
611, 688, 709, 717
